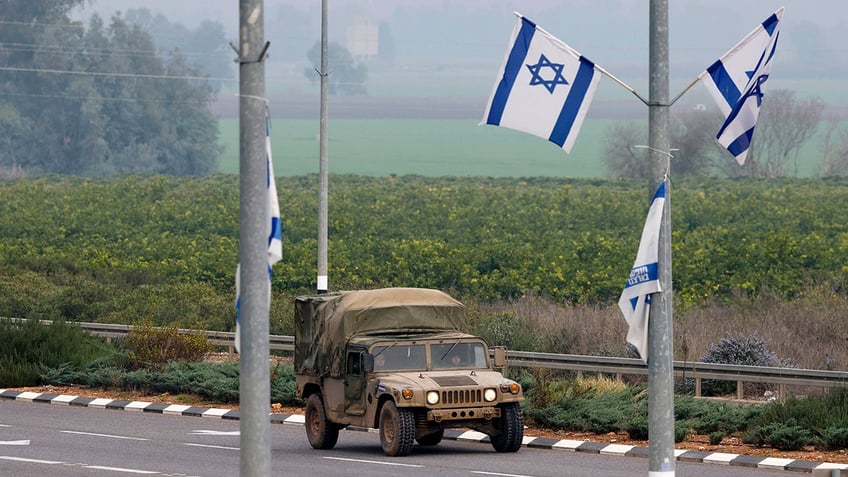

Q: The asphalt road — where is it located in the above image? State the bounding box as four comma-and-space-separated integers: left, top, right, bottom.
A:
0, 399, 797, 477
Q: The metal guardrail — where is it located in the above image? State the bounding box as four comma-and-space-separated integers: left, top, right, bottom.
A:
71, 321, 295, 353
506, 350, 848, 400
10, 319, 848, 400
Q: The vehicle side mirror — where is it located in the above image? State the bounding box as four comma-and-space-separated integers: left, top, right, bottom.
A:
493, 347, 507, 367
362, 353, 374, 373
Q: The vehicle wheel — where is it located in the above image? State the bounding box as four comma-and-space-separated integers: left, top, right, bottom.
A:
490, 402, 524, 453
416, 429, 444, 446
379, 400, 416, 456
305, 393, 339, 450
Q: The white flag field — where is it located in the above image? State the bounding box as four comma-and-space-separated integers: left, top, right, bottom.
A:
618, 180, 667, 363
482, 13, 602, 153
234, 116, 283, 353
699, 7, 783, 165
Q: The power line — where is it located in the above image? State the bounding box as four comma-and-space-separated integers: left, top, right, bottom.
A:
0, 65, 232, 83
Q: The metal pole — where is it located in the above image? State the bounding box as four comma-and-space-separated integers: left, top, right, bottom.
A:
648, 0, 675, 475
317, 0, 329, 294
238, 0, 271, 475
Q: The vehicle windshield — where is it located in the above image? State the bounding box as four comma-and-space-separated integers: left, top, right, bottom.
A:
431, 342, 487, 369
371, 344, 426, 371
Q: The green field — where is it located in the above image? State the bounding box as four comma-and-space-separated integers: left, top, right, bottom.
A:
218, 118, 615, 178
218, 116, 834, 178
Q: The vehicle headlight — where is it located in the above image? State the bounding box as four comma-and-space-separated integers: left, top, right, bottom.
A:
484, 388, 497, 402
426, 391, 440, 405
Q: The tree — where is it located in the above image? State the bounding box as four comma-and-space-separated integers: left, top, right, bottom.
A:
0, 10, 221, 176
734, 90, 824, 178
603, 90, 826, 179
602, 107, 723, 179
304, 41, 367, 96
124, 9, 232, 90
817, 119, 848, 177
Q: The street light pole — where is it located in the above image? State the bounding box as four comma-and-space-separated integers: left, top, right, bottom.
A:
648, 0, 675, 475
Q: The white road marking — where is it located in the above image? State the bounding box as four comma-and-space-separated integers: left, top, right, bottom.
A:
184, 442, 239, 450
0, 440, 30, 445
190, 430, 240, 436
469, 472, 534, 477
323, 456, 424, 468
0, 456, 64, 464
84, 465, 159, 474
60, 430, 148, 441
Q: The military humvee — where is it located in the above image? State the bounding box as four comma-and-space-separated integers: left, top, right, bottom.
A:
294, 287, 524, 456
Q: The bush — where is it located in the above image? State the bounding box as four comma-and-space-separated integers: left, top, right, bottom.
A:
698, 333, 780, 396
118, 361, 302, 406
125, 322, 211, 369
821, 426, 848, 451
709, 431, 724, 445
743, 419, 813, 450
0, 318, 115, 387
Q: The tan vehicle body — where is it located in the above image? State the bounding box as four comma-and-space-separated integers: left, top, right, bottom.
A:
294, 288, 524, 456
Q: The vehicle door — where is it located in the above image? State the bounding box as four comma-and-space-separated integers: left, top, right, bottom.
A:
344, 347, 367, 415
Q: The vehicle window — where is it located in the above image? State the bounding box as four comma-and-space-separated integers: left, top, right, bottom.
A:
347, 351, 362, 375
432, 342, 486, 369
371, 344, 426, 371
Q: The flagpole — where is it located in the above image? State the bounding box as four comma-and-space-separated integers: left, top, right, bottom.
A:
317, 0, 329, 294
648, 0, 675, 475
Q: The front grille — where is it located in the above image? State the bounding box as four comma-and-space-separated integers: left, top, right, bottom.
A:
441, 388, 482, 405
431, 375, 477, 387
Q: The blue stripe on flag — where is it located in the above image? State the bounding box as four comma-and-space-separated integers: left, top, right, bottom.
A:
726, 127, 755, 157
485, 17, 536, 126
762, 12, 779, 35
549, 56, 596, 147
706, 61, 739, 109
623, 262, 659, 289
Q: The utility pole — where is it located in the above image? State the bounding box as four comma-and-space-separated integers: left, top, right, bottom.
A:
237, 0, 271, 475
317, 0, 329, 294
648, 0, 675, 475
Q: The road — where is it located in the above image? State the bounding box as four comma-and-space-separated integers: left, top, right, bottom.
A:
0, 399, 803, 477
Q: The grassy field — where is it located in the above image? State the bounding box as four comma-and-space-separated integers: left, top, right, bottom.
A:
217, 117, 834, 178
218, 118, 616, 178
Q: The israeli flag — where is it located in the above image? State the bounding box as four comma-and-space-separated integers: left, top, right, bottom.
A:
235, 115, 283, 353
618, 180, 666, 363
482, 13, 601, 153
700, 7, 783, 165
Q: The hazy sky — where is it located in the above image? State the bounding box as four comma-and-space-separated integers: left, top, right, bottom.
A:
74, 1, 846, 110
77, 1, 845, 76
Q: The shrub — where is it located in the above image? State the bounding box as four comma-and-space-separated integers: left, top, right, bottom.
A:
125, 322, 210, 369
0, 318, 115, 386
709, 431, 724, 445
821, 426, 848, 451
743, 419, 813, 450
699, 333, 780, 396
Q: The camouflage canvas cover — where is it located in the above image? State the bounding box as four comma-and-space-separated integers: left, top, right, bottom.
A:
295, 288, 467, 377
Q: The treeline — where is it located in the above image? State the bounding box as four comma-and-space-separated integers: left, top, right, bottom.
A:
1, 174, 847, 333
0, 2, 220, 177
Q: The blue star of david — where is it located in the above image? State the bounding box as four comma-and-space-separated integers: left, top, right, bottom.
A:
526, 54, 569, 94
742, 74, 769, 106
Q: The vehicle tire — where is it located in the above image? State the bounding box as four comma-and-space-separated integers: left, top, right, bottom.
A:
416, 429, 444, 446
305, 393, 339, 450
490, 402, 524, 453
379, 400, 416, 456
